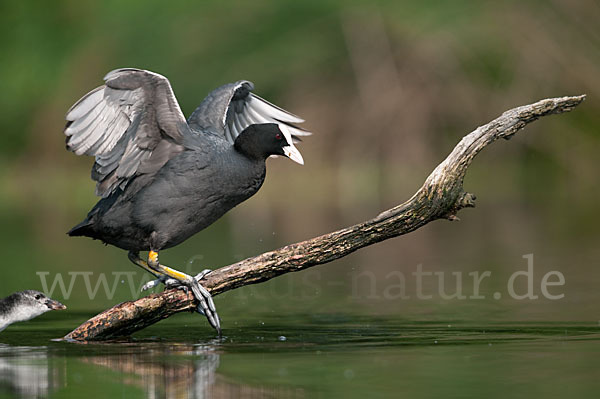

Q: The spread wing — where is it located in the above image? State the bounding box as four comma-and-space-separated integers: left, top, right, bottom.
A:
187, 80, 311, 144
65, 68, 188, 197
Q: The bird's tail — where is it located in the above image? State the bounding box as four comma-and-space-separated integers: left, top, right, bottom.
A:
67, 219, 94, 237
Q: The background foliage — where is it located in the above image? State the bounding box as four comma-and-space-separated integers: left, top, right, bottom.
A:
0, 0, 598, 323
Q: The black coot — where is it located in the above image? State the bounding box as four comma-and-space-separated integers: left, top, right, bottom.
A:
65, 68, 310, 333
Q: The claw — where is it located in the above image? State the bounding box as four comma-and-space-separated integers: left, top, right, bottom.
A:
142, 275, 181, 292
164, 278, 183, 289
175, 284, 189, 294
189, 278, 221, 334
141, 279, 161, 291
194, 269, 212, 281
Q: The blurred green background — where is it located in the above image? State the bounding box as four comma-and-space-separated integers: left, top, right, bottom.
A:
0, 0, 599, 323
2, 1, 600, 398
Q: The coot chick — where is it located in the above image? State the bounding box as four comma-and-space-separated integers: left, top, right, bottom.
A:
0, 290, 66, 332
65, 68, 310, 333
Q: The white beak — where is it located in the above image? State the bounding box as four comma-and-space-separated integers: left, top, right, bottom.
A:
283, 145, 304, 165
278, 124, 304, 165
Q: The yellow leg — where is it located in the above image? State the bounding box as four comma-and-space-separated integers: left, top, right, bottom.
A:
148, 250, 191, 282
128, 251, 161, 278
130, 250, 192, 284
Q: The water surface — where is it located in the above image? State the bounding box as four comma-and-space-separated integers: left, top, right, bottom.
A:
1, 313, 598, 398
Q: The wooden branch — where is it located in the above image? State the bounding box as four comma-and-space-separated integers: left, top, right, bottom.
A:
63, 95, 585, 341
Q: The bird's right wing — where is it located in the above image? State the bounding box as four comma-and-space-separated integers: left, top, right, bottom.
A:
65, 68, 189, 197
187, 81, 311, 144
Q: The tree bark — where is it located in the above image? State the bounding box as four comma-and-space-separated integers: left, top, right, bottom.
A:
63, 95, 586, 341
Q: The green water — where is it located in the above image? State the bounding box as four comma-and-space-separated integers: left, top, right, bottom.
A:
1, 313, 598, 398
1, 1, 599, 398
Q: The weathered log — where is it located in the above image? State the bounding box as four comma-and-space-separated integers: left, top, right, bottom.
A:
63, 95, 586, 341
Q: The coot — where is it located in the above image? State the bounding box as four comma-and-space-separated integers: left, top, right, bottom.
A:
65, 68, 310, 333
0, 290, 66, 332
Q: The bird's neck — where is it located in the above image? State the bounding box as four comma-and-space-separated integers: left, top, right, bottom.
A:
233, 132, 269, 161
0, 301, 45, 332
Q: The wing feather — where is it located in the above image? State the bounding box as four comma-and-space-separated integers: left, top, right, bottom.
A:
188, 81, 311, 144
65, 68, 187, 197
66, 86, 105, 121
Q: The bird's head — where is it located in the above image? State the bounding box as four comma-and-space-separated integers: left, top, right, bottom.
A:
234, 123, 304, 165
16, 290, 66, 317
0, 290, 66, 332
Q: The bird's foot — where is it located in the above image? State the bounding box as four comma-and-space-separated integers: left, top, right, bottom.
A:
194, 269, 213, 281
142, 268, 220, 333
134, 250, 221, 334
186, 275, 221, 334
141, 279, 160, 291
190, 270, 213, 315
141, 275, 179, 291
142, 269, 212, 293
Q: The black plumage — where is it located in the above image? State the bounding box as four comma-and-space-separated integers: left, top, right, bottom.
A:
64, 68, 310, 332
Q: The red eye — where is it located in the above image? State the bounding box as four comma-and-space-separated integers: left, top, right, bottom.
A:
275, 133, 282, 140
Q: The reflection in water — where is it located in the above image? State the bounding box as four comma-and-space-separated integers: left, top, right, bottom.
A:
0, 344, 63, 398
1, 319, 599, 398
81, 344, 220, 398
78, 342, 302, 398
0, 339, 302, 399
